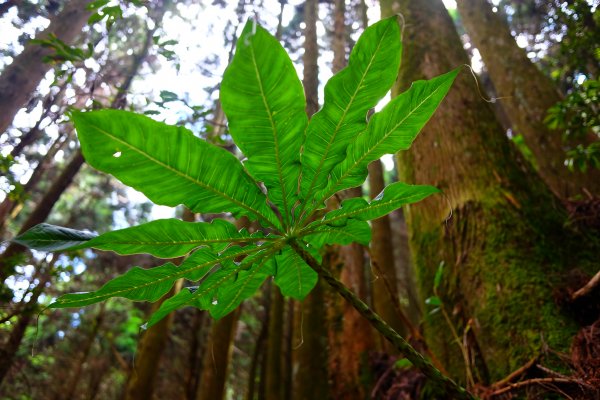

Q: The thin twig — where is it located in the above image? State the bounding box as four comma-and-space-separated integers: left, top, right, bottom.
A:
491, 357, 537, 389
489, 377, 593, 398
571, 269, 600, 301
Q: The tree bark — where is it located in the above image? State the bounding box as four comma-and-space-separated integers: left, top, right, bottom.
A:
0, 1, 21, 17
0, 0, 92, 134
0, 129, 71, 235
302, 0, 319, 117
291, 1, 330, 398
196, 308, 240, 400
264, 286, 283, 400
456, 0, 600, 200
381, 0, 591, 384
60, 305, 105, 400
0, 149, 85, 281
123, 281, 182, 400
0, 262, 52, 384
368, 160, 413, 346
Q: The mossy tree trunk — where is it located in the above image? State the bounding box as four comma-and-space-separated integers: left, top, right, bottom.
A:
456, 0, 600, 200
380, 0, 589, 385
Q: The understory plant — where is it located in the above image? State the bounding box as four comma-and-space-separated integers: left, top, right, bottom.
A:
15, 17, 472, 398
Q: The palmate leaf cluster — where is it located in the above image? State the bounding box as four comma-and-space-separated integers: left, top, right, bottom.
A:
15, 17, 457, 327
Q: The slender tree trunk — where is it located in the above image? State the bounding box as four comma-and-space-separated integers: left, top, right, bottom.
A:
0, 0, 92, 134
245, 306, 268, 400
0, 11, 163, 282
0, 0, 21, 17
184, 310, 209, 400
196, 308, 240, 400
369, 159, 414, 345
0, 129, 71, 235
60, 305, 106, 400
381, 0, 592, 384
337, 188, 377, 399
10, 81, 68, 159
264, 286, 283, 400
122, 281, 182, 400
292, 1, 330, 398
0, 262, 52, 385
303, 0, 319, 117
0, 149, 85, 281
456, 0, 600, 200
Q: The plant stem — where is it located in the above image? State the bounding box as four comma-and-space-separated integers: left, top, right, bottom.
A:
290, 240, 477, 400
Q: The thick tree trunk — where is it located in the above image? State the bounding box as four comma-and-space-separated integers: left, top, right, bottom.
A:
196, 308, 240, 400
456, 0, 600, 200
0, 0, 92, 134
381, 0, 590, 385
123, 281, 182, 400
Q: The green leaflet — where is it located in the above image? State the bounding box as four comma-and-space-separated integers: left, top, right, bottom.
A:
221, 21, 307, 226
274, 247, 317, 300
209, 253, 276, 319
49, 245, 265, 309
71, 110, 280, 229
14, 223, 97, 252
300, 17, 401, 204
316, 182, 440, 227
316, 69, 459, 204
304, 219, 371, 247
147, 246, 278, 326
14, 219, 267, 258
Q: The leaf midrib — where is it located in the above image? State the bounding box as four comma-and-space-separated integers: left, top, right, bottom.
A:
313, 192, 430, 228
302, 22, 393, 203
249, 43, 289, 227
52, 245, 268, 306
317, 82, 446, 204
87, 124, 274, 226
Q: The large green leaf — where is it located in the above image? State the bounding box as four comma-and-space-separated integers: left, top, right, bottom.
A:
14, 223, 97, 252
221, 21, 307, 226
49, 244, 266, 309
274, 247, 317, 300
316, 70, 458, 203
146, 246, 278, 326
209, 254, 276, 319
77, 219, 265, 257
14, 219, 267, 257
303, 219, 371, 247
299, 17, 401, 204
71, 110, 280, 228
315, 183, 439, 227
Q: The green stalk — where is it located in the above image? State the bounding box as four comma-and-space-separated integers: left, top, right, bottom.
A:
289, 240, 477, 400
